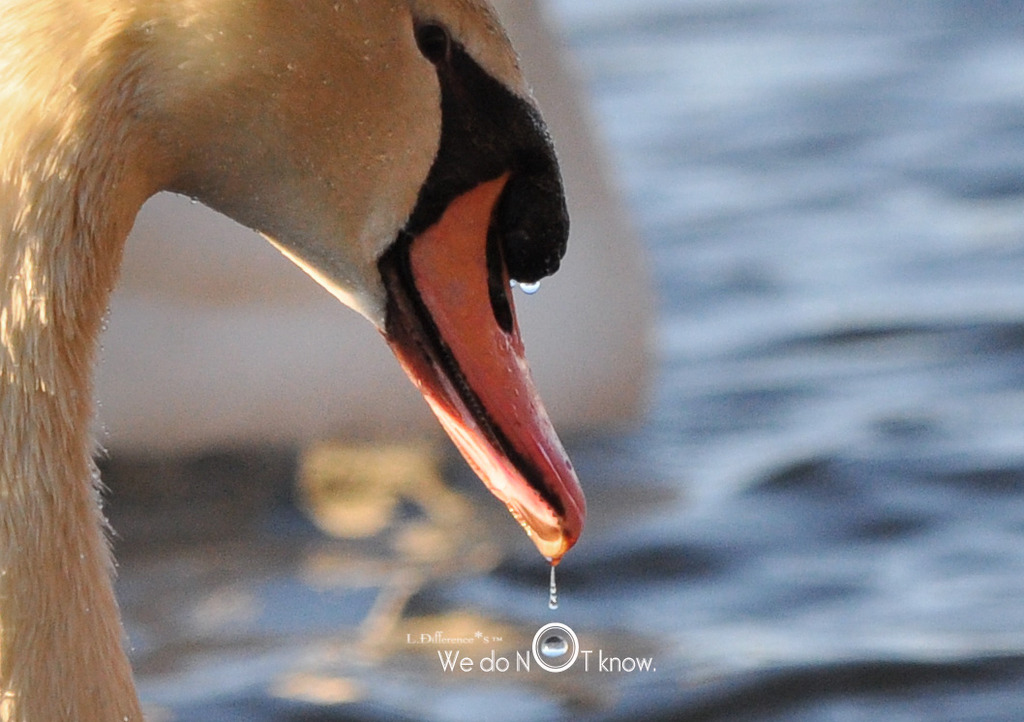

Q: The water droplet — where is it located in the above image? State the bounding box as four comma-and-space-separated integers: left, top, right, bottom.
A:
540, 634, 569, 658
519, 280, 541, 295
548, 564, 558, 610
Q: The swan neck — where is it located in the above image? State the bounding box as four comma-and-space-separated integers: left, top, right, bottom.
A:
0, 4, 154, 718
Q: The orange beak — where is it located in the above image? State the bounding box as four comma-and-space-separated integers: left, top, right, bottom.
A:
378, 175, 585, 562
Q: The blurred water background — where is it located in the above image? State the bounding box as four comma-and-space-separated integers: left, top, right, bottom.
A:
110, 0, 1024, 719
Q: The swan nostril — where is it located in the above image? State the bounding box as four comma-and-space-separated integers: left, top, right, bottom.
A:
487, 265, 515, 335
485, 223, 516, 335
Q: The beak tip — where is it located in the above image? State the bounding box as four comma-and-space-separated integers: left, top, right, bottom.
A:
519, 489, 586, 565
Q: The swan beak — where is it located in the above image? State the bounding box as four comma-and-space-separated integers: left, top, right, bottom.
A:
378, 175, 585, 562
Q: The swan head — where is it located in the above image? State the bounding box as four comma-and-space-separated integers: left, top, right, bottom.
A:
145, 0, 583, 560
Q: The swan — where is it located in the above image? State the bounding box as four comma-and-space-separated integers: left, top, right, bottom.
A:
0, 1, 586, 719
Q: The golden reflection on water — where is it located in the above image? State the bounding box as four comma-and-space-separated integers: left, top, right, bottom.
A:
119, 440, 572, 717
297, 442, 486, 544
295, 441, 504, 652
278, 441, 613, 710
297, 442, 455, 539
270, 672, 362, 705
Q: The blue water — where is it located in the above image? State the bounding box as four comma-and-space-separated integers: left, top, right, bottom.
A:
112, 1, 1024, 719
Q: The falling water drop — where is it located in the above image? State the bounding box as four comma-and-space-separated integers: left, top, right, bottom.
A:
519, 280, 541, 295
548, 563, 558, 610
540, 634, 569, 658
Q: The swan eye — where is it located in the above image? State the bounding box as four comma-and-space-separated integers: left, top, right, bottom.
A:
415, 23, 451, 65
